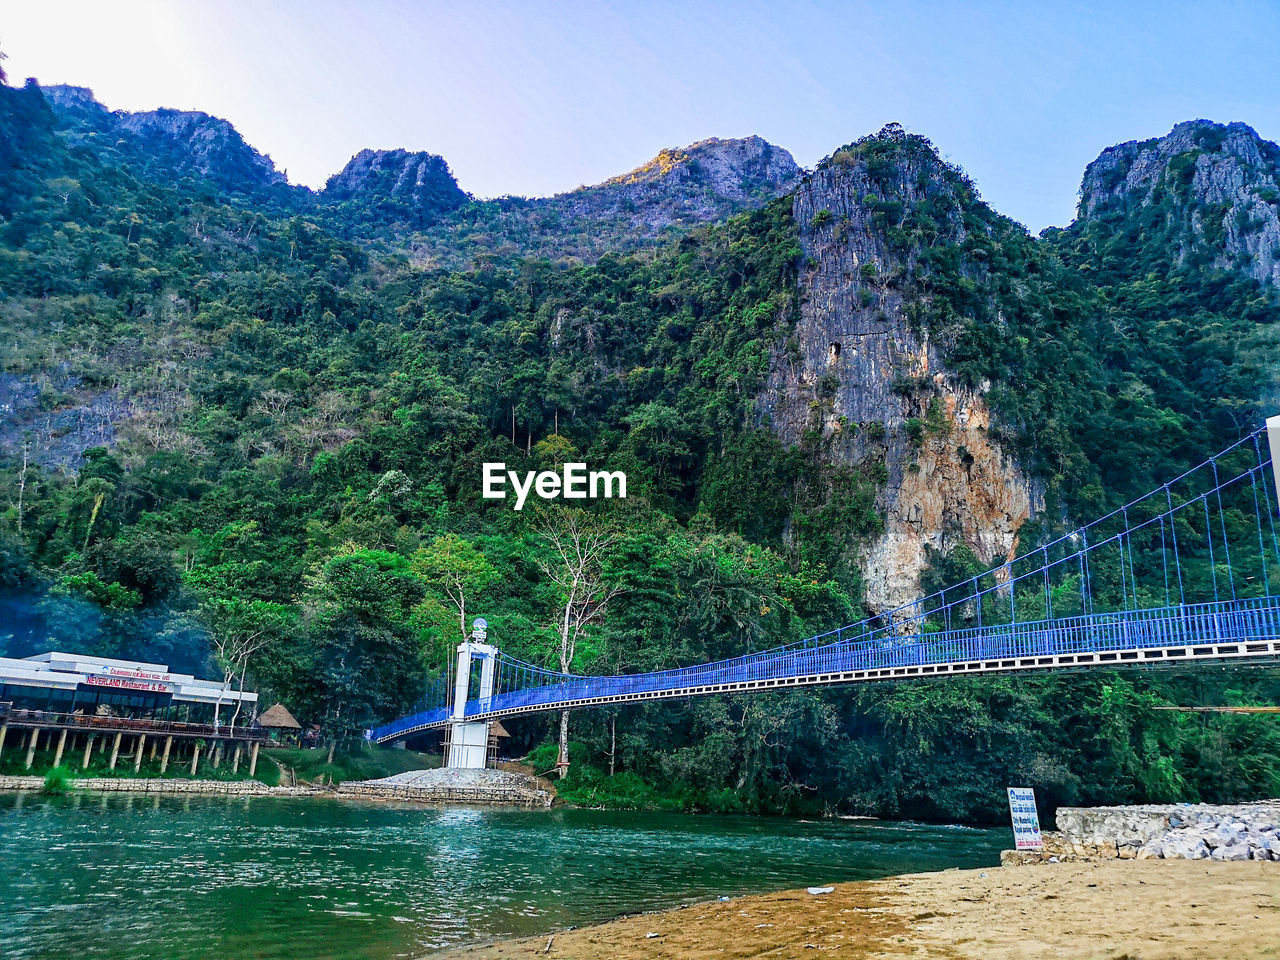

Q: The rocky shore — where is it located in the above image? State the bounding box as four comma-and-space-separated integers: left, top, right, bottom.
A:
1002, 801, 1280, 864
0, 774, 322, 796
339, 768, 554, 806
0, 767, 555, 805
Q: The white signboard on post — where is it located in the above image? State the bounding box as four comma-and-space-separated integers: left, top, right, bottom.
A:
1007, 787, 1043, 850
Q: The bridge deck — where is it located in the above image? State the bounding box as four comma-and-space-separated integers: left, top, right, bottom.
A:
370, 596, 1280, 743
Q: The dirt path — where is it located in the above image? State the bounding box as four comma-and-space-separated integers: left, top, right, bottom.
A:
439, 860, 1279, 960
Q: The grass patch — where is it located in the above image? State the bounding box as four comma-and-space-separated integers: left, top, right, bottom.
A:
526, 742, 695, 812
264, 743, 441, 785
42, 766, 71, 794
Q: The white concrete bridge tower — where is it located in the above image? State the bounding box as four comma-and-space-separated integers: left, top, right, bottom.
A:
1269, 415, 1280, 505
445, 619, 497, 769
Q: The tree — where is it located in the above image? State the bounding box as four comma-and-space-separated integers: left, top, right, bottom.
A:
411, 534, 498, 655
533, 506, 623, 777
309, 549, 426, 747
198, 597, 294, 726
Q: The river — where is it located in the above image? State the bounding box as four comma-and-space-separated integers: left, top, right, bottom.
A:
0, 792, 1006, 959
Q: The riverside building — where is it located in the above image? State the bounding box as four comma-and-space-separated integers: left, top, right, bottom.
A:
0, 651, 266, 776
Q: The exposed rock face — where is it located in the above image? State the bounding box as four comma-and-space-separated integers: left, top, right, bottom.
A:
408, 135, 801, 266
0, 372, 126, 470
39, 84, 109, 119
760, 129, 1040, 613
577, 135, 802, 228
41, 84, 288, 198
323, 148, 468, 225
1078, 119, 1280, 287
118, 108, 288, 191
858, 400, 1036, 612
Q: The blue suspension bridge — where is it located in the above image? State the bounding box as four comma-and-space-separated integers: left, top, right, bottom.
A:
370, 419, 1280, 763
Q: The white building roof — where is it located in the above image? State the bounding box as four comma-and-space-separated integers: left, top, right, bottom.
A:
0, 651, 257, 704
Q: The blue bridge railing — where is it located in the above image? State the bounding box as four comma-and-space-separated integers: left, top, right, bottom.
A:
369, 422, 1280, 744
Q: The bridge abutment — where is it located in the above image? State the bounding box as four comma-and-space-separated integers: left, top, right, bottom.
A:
445, 722, 492, 769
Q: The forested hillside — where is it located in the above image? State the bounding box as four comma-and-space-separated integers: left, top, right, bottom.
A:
1, 76, 1277, 822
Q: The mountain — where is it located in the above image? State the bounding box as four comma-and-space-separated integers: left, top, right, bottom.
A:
42, 84, 292, 201
22, 84, 800, 264
573, 134, 802, 223
1, 75, 1277, 821
758, 121, 1279, 610
1049, 119, 1280, 436
321, 148, 469, 228
1074, 120, 1280, 287
407, 135, 802, 266
762, 125, 1044, 610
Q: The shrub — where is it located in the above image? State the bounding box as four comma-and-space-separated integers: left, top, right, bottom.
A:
43, 767, 71, 794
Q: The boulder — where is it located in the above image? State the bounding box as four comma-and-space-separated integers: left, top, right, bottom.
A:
1135, 840, 1163, 859
1162, 835, 1211, 860
1210, 842, 1250, 861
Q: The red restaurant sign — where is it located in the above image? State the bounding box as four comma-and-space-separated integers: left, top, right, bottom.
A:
84, 674, 172, 694
104, 666, 171, 682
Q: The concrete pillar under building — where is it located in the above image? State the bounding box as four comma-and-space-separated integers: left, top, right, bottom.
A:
0, 723, 7, 759
83, 734, 96, 770
134, 734, 147, 773
108, 732, 123, 771
231, 744, 242, 773
159, 736, 173, 774
248, 741, 259, 777
24, 728, 40, 769
149, 738, 158, 761
52, 728, 68, 768
211, 742, 221, 769
191, 742, 201, 776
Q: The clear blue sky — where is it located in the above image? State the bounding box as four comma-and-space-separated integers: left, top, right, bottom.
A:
5, 0, 1279, 231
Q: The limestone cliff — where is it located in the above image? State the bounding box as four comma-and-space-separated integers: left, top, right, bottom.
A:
760, 126, 1042, 613
322, 148, 469, 226
583, 135, 802, 229
409, 136, 801, 266
41, 84, 290, 199
1077, 120, 1280, 288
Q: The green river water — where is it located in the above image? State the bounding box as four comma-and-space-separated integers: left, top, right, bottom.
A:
0, 792, 1006, 960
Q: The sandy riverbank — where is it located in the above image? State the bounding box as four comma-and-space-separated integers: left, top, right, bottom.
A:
440, 859, 1278, 960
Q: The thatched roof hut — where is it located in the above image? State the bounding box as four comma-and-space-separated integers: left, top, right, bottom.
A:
255, 703, 302, 730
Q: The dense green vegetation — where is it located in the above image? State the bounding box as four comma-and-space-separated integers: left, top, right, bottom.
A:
1, 80, 1277, 823
264, 744, 441, 785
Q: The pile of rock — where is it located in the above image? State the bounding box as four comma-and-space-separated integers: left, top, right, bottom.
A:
1133, 807, 1280, 861
1002, 801, 1280, 865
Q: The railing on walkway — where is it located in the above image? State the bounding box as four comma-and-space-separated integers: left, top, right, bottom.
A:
0, 705, 269, 741
370, 421, 1280, 745
371, 596, 1280, 741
